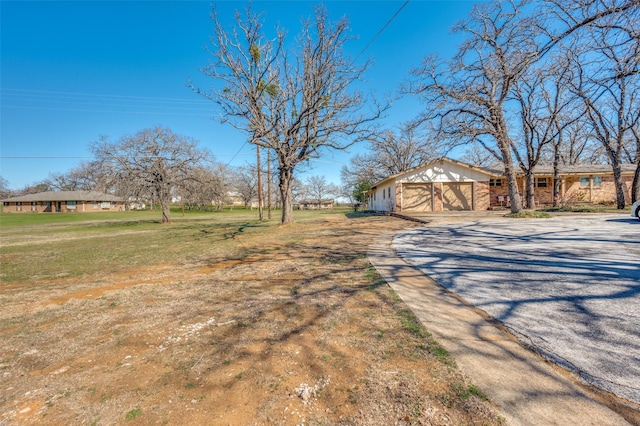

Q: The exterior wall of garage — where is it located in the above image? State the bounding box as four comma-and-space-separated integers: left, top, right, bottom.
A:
368, 159, 492, 213
369, 182, 397, 212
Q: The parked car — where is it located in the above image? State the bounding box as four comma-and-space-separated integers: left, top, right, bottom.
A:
632, 200, 640, 221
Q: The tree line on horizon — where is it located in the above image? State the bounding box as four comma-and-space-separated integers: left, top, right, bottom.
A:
0, 126, 345, 223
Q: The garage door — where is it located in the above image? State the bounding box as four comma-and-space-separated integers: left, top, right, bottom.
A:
442, 183, 473, 211
403, 183, 432, 212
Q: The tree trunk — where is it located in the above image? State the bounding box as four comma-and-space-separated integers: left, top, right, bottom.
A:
632, 161, 640, 204
497, 132, 522, 213
279, 166, 294, 224
161, 199, 171, 223
525, 171, 535, 209
552, 143, 562, 207
611, 161, 626, 209
505, 166, 522, 214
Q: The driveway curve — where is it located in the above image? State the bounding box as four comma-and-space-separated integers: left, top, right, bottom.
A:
393, 214, 640, 406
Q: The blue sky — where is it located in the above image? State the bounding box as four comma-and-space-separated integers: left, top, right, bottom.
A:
1, 0, 475, 190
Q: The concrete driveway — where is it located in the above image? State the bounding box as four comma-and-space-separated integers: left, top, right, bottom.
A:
393, 214, 640, 405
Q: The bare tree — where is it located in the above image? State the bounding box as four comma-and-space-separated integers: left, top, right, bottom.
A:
368, 123, 439, 177
459, 145, 501, 168
0, 176, 11, 199
566, 7, 640, 208
542, 0, 640, 54
193, 5, 385, 224
180, 164, 230, 211
231, 165, 259, 209
305, 175, 338, 208
15, 182, 51, 196
341, 123, 438, 201
511, 52, 580, 209
43, 161, 105, 192
409, 0, 541, 213
92, 126, 210, 223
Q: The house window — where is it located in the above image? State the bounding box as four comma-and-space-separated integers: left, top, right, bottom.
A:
579, 177, 590, 188
388, 187, 391, 198
16, 202, 22, 212
101, 202, 111, 209
382, 189, 385, 199
31, 202, 37, 212
93, 202, 99, 209
490, 178, 503, 187
67, 201, 77, 210
535, 177, 548, 188
593, 176, 602, 188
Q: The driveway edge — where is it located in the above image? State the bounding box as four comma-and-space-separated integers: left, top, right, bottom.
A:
368, 230, 632, 426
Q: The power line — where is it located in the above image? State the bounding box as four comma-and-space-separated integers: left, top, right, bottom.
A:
0, 88, 211, 104
1, 87, 214, 117
0, 153, 255, 160
355, 0, 410, 61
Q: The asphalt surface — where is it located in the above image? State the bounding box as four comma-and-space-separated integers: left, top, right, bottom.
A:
393, 214, 640, 405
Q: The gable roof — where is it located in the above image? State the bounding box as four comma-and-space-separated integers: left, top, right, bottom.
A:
370, 157, 493, 188
2, 191, 124, 203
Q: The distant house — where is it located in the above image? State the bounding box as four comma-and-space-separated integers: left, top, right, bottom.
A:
2, 191, 125, 213
367, 157, 636, 213
294, 199, 335, 210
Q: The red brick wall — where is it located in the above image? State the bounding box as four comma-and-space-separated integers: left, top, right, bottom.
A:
434, 183, 443, 212
564, 175, 632, 204
486, 173, 634, 207
475, 181, 490, 210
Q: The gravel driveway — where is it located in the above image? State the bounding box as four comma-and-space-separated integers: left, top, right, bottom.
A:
393, 214, 640, 405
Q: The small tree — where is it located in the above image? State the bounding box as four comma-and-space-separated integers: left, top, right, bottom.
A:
232, 165, 259, 209
92, 126, 210, 223
305, 175, 338, 208
0, 176, 11, 199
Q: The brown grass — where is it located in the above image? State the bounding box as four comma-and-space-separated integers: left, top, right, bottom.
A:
0, 212, 504, 425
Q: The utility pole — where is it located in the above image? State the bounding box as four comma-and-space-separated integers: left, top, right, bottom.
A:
257, 144, 263, 220
267, 149, 272, 219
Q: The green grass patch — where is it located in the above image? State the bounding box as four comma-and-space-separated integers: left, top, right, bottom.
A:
399, 308, 430, 339
398, 308, 455, 367
125, 408, 142, 420
1, 208, 351, 283
451, 382, 488, 401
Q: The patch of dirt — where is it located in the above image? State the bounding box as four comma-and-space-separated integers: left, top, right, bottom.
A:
0, 214, 505, 425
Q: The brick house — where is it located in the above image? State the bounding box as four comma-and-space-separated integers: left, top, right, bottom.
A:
2, 191, 125, 213
294, 199, 335, 210
367, 158, 636, 213
486, 164, 637, 207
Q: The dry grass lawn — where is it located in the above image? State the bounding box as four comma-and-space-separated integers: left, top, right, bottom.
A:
0, 209, 504, 425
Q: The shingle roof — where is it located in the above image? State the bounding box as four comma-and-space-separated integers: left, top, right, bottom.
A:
480, 163, 637, 176
2, 191, 124, 203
